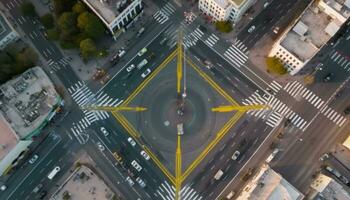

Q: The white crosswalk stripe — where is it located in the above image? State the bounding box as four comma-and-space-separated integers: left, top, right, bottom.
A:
153, 2, 175, 24
329, 51, 350, 72
267, 81, 283, 94
204, 34, 219, 47
223, 41, 248, 67
321, 107, 348, 127
154, 182, 202, 200
183, 28, 204, 48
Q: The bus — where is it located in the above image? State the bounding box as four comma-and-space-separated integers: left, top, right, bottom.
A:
47, 166, 61, 180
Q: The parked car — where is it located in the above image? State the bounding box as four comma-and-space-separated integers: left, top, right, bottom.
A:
100, 127, 109, 136
126, 176, 134, 186
137, 48, 147, 56
96, 142, 105, 151
141, 68, 152, 78
29, 154, 39, 164
248, 25, 256, 33
140, 150, 150, 160
231, 151, 240, 160
136, 177, 146, 187
127, 137, 136, 147
131, 160, 142, 172
126, 64, 135, 72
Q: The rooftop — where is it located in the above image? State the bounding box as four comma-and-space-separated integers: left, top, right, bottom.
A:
280, 5, 340, 61
54, 165, 115, 200
214, 0, 231, 9
229, 0, 246, 7
0, 12, 13, 41
237, 165, 304, 200
82, 0, 134, 25
310, 174, 350, 200
323, 0, 350, 18
0, 114, 18, 161
0, 67, 60, 139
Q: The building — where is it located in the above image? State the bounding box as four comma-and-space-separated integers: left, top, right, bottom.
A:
82, 0, 143, 39
0, 67, 62, 176
308, 173, 350, 200
236, 164, 305, 200
0, 12, 19, 50
342, 134, 350, 150
269, 0, 350, 75
198, 0, 256, 23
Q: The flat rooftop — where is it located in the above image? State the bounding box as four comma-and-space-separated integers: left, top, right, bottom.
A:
0, 12, 13, 41
311, 174, 350, 200
0, 67, 59, 139
229, 0, 246, 7
0, 114, 18, 161
324, 0, 350, 18
215, 0, 231, 9
280, 5, 338, 61
237, 165, 304, 200
54, 165, 115, 200
83, 0, 133, 25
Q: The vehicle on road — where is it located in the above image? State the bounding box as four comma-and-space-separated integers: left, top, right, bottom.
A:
126, 176, 134, 186
136, 27, 145, 37
140, 150, 150, 160
100, 127, 109, 136
113, 152, 123, 164
136, 177, 146, 187
137, 59, 148, 69
0, 185, 7, 191
33, 183, 43, 193
118, 49, 126, 57
266, 148, 279, 163
273, 27, 280, 34
131, 160, 142, 172
138, 48, 147, 56
323, 73, 334, 82
126, 64, 135, 72
141, 68, 152, 78
97, 142, 105, 151
214, 169, 224, 180
47, 166, 61, 180
127, 137, 136, 146
159, 37, 168, 45
263, 2, 269, 8
231, 151, 240, 160
29, 154, 39, 164
343, 106, 350, 115
100, 75, 110, 85
226, 191, 235, 199
248, 25, 256, 33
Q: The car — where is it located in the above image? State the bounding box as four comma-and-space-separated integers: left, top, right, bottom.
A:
126, 176, 134, 186
344, 106, 350, 115
100, 127, 109, 136
113, 152, 123, 163
231, 151, 240, 160
29, 154, 39, 164
140, 150, 150, 160
248, 25, 256, 33
137, 48, 147, 56
33, 183, 43, 193
126, 64, 135, 72
323, 73, 334, 82
273, 27, 280, 34
136, 27, 145, 37
96, 142, 105, 151
136, 177, 146, 187
0, 185, 7, 191
141, 68, 152, 78
127, 137, 136, 146
118, 49, 126, 57
131, 160, 142, 172
137, 59, 148, 69
263, 2, 269, 8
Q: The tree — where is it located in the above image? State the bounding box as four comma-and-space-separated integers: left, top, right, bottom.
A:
40, 13, 55, 29
53, 0, 76, 15
77, 12, 91, 29
58, 12, 78, 38
215, 21, 233, 33
72, 1, 86, 14
21, 1, 37, 17
15, 48, 38, 72
80, 38, 98, 59
84, 16, 104, 39
47, 28, 60, 40
266, 57, 288, 75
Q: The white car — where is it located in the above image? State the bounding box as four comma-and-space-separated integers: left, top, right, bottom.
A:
231, 151, 240, 160
97, 142, 105, 151
126, 176, 134, 186
126, 64, 135, 72
137, 48, 147, 56
127, 137, 136, 147
140, 150, 150, 160
136, 177, 146, 188
100, 127, 109, 136
29, 154, 39, 164
0, 185, 7, 191
273, 27, 280, 34
248, 25, 256, 33
131, 160, 142, 172
141, 68, 151, 78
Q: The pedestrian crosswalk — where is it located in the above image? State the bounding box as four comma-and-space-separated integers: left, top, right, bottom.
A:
243, 90, 307, 130
283, 81, 347, 127
223, 40, 248, 67
47, 58, 69, 72
329, 51, 350, 72
183, 27, 204, 48
204, 34, 219, 47
267, 80, 283, 94
155, 181, 202, 200
153, 2, 176, 24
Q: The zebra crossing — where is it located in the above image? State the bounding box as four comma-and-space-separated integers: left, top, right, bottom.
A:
243, 90, 307, 130
284, 81, 347, 126
183, 27, 204, 48
204, 34, 219, 47
267, 80, 283, 94
223, 40, 249, 67
67, 81, 123, 144
153, 2, 176, 24
47, 58, 69, 72
330, 51, 350, 72
155, 181, 202, 200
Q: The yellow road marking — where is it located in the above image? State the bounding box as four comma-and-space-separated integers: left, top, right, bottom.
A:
112, 112, 140, 138
181, 111, 244, 181
186, 58, 239, 106
177, 31, 183, 94
122, 50, 177, 106
212, 105, 269, 112
175, 135, 182, 200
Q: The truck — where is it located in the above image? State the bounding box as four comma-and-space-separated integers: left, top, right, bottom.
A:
47, 166, 60, 180
214, 169, 224, 180
137, 59, 148, 69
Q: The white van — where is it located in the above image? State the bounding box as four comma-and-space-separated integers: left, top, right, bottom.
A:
214, 169, 224, 180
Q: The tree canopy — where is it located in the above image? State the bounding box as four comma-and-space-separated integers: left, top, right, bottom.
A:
21, 1, 37, 17
58, 12, 78, 38
215, 21, 233, 33
80, 38, 98, 59
40, 13, 55, 29
72, 1, 87, 14
266, 57, 288, 75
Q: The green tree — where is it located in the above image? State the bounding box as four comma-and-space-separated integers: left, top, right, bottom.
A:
15, 48, 38, 72
21, 1, 37, 17
77, 12, 92, 29
80, 38, 98, 59
266, 57, 287, 75
40, 13, 55, 29
47, 28, 60, 40
58, 12, 78, 38
53, 0, 76, 15
84, 16, 104, 39
72, 1, 86, 14
215, 21, 233, 33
